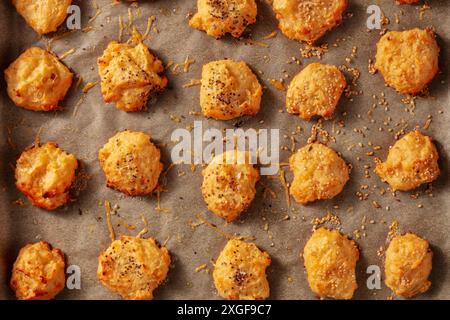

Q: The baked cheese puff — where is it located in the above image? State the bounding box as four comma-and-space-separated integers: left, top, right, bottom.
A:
189, 0, 257, 39
12, 0, 72, 35
375, 28, 439, 94
5, 47, 73, 112
286, 62, 346, 120
289, 143, 349, 205
385, 233, 432, 298
200, 59, 262, 120
15, 142, 78, 210
98, 130, 163, 196
98, 236, 171, 300
213, 239, 271, 300
98, 31, 168, 112
201, 150, 260, 222
11, 241, 65, 300
375, 131, 440, 191
303, 228, 359, 300
272, 0, 348, 43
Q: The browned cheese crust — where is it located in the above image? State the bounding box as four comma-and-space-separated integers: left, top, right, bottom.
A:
375, 131, 440, 191
98, 130, 163, 196
375, 28, 439, 94
213, 239, 271, 300
385, 233, 432, 298
287, 62, 346, 120
303, 228, 359, 300
5, 47, 73, 111
98, 236, 171, 300
98, 32, 168, 112
202, 151, 260, 222
272, 0, 348, 43
15, 142, 78, 210
189, 0, 258, 38
289, 143, 349, 204
11, 241, 66, 300
200, 59, 262, 120
12, 0, 72, 34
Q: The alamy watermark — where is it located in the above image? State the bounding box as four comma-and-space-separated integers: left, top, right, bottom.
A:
366, 265, 382, 290
66, 264, 81, 290
171, 121, 280, 175
65, 4, 385, 31
66, 5, 81, 30
367, 4, 382, 30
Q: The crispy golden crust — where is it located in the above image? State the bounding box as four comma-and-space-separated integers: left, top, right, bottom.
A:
15, 142, 78, 210
98, 130, 163, 196
98, 34, 168, 112
202, 151, 260, 222
385, 233, 432, 298
5, 47, 73, 112
272, 0, 347, 43
97, 236, 171, 300
189, 0, 257, 39
303, 228, 359, 300
11, 241, 65, 300
200, 59, 262, 120
213, 239, 271, 300
289, 143, 349, 204
12, 0, 72, 35
375, 131, 440, 191
375, 28, 439, 94
286, 62, 346, 120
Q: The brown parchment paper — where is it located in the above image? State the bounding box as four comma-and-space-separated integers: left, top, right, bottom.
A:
0, 0, 449, 300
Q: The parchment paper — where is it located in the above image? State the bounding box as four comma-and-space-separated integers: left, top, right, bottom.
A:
0, 0, 449, 300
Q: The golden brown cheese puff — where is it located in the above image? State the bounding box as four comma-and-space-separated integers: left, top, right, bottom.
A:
200, 59, 262, 120
303, 228, 359, 300
98, 31, 168, 112
12, 0, 72, 35
98, 130, 163, 196
11, 241, 65, 300
272, 0, 348, 43
375, 131, 440, 191
5, 47, 73, 112
202, 150, 260, 222
289, 143, 349, 205
15, 142, 78, 210
385, 233, 432, 298
213, 239, 271, 300
287, 62, 346, 120
98, 236, 171, 300
189, 0, 257, 39
375, 28, 439, 94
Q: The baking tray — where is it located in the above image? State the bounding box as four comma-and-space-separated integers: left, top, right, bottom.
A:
0, 0, 449, 300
